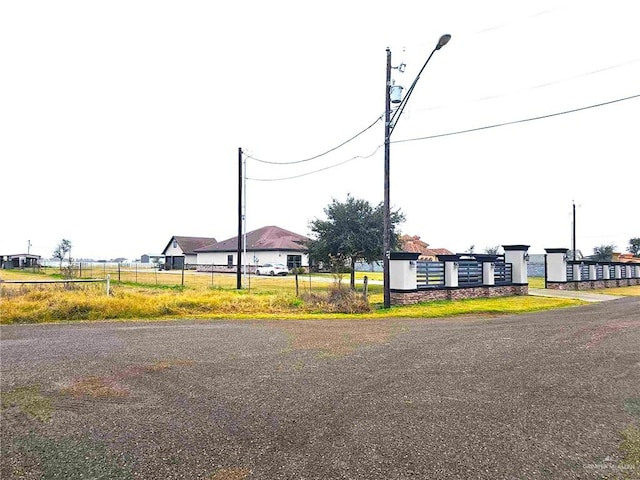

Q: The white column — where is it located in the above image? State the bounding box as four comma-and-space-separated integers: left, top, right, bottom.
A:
444, 261, 459, 288
614, 265, 622, 279
545, 248, 569, 282
588, 264, 597, 280
603, 264, 611, 280
573, 264, 581, 281
482, 262, 495, 286
389, 252, 420, 291
503, 245, 530, 284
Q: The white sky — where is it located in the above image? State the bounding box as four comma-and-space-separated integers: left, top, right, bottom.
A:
1, 1, 639, 260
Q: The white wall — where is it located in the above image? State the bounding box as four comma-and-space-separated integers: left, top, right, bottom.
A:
164, 240, 184, 257
196, 251, 309, 267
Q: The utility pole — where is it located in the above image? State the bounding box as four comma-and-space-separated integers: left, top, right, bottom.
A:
237, 147, 243, 289
27, 240, 32, 255
572, 200, 576, 261
383, 48, 392, 309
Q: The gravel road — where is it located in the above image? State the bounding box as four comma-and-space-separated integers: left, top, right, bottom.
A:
1, 297, 639, 479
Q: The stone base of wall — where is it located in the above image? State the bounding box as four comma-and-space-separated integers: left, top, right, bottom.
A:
391, 285, 528, 306
547, 278, 640, 290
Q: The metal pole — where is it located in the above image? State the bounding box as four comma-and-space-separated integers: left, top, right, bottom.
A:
572, 201, 576, 261
383, 48, 392, 309
237, 147, 243, 289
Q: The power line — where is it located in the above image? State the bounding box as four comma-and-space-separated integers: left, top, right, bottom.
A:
393, 93, 640, 145
247, 92, 639, 182
247, 145, 383, 182
411, 57, 640, 114
246, 115, 382, 165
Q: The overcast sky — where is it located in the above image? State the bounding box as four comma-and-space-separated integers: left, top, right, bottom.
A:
2, 1, 638, 260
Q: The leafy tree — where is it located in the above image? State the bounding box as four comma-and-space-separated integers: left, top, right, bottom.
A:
628, 237, 640, 257
592, 244, 615, 262
53, 239, 72, 269
306, 194, 405, 289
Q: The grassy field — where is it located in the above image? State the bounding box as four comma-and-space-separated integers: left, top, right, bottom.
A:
0, 269, 588, 324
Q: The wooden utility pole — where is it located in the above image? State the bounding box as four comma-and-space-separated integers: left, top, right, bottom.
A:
237, 147, 243, 289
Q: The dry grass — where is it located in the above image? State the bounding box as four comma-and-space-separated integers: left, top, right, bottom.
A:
1, 268, 588, 324
592, 285, 640, 296
61, 376, 129, 399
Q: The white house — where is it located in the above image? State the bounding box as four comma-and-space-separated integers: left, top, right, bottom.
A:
161, 236, 217, 270
195, 225, 309, 270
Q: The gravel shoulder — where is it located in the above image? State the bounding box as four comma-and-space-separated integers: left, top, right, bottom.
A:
2, 297, 639, 479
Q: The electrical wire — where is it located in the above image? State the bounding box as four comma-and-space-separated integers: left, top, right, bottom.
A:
247, 92, 639, 182
410, 57, 640, 114
246, 115, 382, 165
393, 93, 640, 145
247, 145, 383, 182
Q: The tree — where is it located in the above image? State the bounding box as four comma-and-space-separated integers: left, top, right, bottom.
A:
592, 244, 615, 262
53, 239, 72, 269
466, 245, 475, 254
628, 237, 640, 257
484, 246, 502, 255
306, 194, 405, 289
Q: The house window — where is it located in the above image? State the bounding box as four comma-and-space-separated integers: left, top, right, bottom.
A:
227, 255, 234, 267
287, 255, 302, 269
172, 240, 178, 249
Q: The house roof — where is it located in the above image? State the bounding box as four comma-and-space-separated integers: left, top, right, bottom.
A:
162, 236, 217, 255
4, 254, 42, 259
196, 226, 309, 253
398, 235, 452, 258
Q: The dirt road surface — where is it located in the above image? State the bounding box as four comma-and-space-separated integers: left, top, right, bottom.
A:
2, 298, 639, 479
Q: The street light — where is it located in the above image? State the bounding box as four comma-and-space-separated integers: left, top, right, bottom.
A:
383, 34, 451, 308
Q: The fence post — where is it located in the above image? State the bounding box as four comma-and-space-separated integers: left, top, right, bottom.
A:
544, 248, 568, 284
476, 254, 497, 286
181, 263, 185, 286
118, 263, 121, 283
106, 274, 111, 296
295, 269, 299, 297
502, 245, 530, 285
389, 252, 420, 293
363, 275, 369, 300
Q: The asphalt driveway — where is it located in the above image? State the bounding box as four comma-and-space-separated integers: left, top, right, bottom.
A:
1, 298, 639, 479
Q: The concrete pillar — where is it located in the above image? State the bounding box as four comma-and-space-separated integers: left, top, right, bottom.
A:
475, 254, 497, 286
588, 264, 597, 280
614, 265, 622, 279
603, 264, 611, 280
437, 255, 460, 288
503, 245, 530, 284
635, 265, 640, 278
545, 248, 569, 282
625, 265, 632, 279
389, 252, 420, 291
573, 263, 582, 282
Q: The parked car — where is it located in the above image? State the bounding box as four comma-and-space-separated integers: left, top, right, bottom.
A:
255, 263, 289, 276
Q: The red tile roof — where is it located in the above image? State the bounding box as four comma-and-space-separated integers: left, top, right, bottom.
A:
196, 226, 308, 252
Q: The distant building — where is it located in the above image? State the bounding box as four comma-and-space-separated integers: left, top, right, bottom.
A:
0, 253, 41, 269
140, 254, 165, 264
399, 235, 453, 261
161, 236, 217, 270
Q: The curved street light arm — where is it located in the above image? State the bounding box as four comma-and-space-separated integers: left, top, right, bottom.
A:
389, 35, 451, 136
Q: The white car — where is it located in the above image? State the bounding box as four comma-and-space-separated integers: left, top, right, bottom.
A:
255, 263, 289, 276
